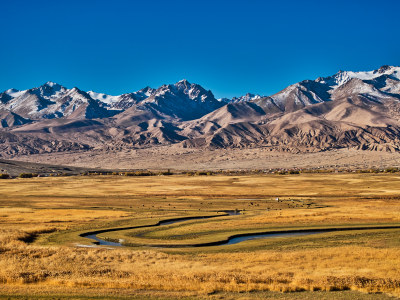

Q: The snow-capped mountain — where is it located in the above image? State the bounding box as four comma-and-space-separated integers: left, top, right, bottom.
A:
219, 93, 263, 103
88, 86, 156, 109
140, 79, 224, 120
254, 65, 400, 113
0, 82, 119, 120
316, 65, 400, 88
0, 80, 225, 121
2, 66, 399, 123
1, 65, 400, 156
232, 93, 263, 103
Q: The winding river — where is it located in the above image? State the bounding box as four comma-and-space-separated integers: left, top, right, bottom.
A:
81, 212, 235, 247
80, 213, 400, 248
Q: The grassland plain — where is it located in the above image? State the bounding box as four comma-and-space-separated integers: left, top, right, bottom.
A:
1, 173, 400, 299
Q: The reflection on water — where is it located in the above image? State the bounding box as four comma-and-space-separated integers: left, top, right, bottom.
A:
84, 234, 122, 246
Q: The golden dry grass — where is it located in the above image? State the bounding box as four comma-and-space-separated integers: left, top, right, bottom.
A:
1, 173, 400, 298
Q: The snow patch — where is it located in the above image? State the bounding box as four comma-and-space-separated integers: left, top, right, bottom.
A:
5, 89, 25, 98
88, 91, 120, 104
322, 66, 400, 88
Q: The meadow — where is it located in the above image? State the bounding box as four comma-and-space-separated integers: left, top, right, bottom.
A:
1, 173, 400, 299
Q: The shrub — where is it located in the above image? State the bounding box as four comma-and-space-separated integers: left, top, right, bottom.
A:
0, 174, 10, 179
385, 167, 398, 173
288, 170, 300, 174
125, 171, 154, 176
19, 173, 38, 178
195, 171, 208, 176
159, 170, 173, 176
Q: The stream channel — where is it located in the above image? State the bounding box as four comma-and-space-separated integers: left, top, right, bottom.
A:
80, 211, 400, 248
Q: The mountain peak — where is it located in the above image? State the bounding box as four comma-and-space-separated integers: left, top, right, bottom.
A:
138, 86, 155, 95
5, 88, 19, 94
176, 79, 190, 85
43, 81, 62, 88
374, 65, 394, 74
230, 93, 263, 103
37, 82, 65, 95
175, 79, 192, 90
361, 65, 399, 76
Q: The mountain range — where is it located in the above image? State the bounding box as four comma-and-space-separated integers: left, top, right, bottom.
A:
1, 65, 400, 158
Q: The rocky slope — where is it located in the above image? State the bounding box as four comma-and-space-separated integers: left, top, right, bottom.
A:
1, 65, 400, 157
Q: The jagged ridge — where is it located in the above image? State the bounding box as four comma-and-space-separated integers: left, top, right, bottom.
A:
1, 65, 400, 156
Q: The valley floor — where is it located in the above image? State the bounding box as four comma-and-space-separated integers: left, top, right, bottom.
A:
1, 173, 400, 299
12, 146, 400, 171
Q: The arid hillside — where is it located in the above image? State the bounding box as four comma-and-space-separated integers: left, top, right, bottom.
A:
1, 66, 400, 169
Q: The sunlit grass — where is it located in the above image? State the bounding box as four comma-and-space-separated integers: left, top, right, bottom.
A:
1, 173, 400, 298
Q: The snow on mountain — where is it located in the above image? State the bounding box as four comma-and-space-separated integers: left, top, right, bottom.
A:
314, 65, 400, 101
32, 81, 67, 99
231, 93, 262, 103
87, 91, 120, 105
0, 80, 225, 121
1, 66, 399, 123
132, 86, 156, 100
2, 66, 400, 154
140, 79, 224, 120
111, 87, 157, 109
5, 88, 25, 98
217, 93, 265, 103
0, 84, 109, 120
145, 79, 214, 103
316, 65, 400, 89
218, 93, 263, 103
173, 79, 214, 102
255, 65, 400, 113
88, 86, 157, 108
0, 79, 263, 121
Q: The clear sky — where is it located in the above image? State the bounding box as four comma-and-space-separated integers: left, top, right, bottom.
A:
1, 0, 399, 98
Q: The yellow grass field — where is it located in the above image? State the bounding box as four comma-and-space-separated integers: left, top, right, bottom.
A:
1, 173, 400, 299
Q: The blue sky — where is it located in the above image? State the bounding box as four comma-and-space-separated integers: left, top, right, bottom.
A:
1, 0, 399, 98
